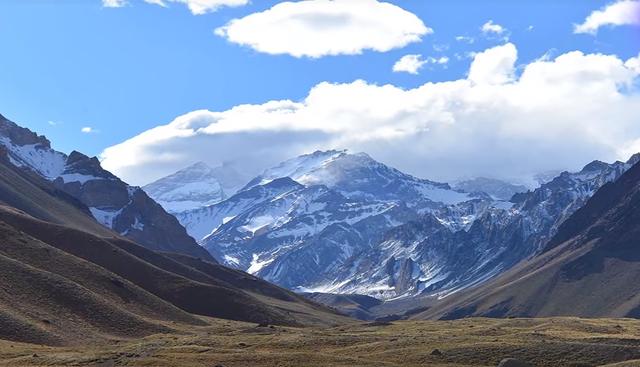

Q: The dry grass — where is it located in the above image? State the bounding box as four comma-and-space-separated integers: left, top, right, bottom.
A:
3, 317, 640, 367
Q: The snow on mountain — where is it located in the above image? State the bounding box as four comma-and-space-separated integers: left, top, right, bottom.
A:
0, 123, 66, 180
177, 177, 304, 241
244, 150, 481, 212
201, 182, 418, 290
246, 150, 347, 188
144, 162, 223, 213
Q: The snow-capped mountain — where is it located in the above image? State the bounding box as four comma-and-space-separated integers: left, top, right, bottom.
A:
183, 149, 514, 296
143, 161, 246, 213
0, 113, 212, 260
180, 150, 486, 242
191, 149, 636, 300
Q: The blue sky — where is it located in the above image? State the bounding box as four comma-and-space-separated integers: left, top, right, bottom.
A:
1, 0, 639, 185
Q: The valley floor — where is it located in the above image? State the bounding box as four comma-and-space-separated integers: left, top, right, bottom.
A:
2, 317, 640, 366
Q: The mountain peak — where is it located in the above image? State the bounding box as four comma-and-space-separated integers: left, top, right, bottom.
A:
0, 113, 52, 148
627, 153, 640, 166
183, 161, 214, 172
580, 160, 609, 173
142, 161, 252, 214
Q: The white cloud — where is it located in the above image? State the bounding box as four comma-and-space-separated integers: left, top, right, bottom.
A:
103, 0, 128, 7
101, 45, 640, 187
143, 0, 249, 14
394, 54, 449, 74
481, 20, 505, 35
393, 54, 427, 74
81, 127, 96, 133
468, 43, 517, 85
574, 0, 640, 34
214, 0, 432, 58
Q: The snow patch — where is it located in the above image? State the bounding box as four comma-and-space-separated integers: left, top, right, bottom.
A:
247, 254, 274, 274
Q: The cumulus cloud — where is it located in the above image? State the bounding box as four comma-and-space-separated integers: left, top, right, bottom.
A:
143, 0, 249, 14
574, 0, 640, 34
393, 54, 426, 74
214, 0, 432, 58
81, 127, 96, 133
101, 44, 640, 187
393, 54, 448, 74
468, 43, 517, 85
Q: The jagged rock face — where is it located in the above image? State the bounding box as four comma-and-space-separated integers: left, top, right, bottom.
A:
0, 114, 212, 261
0, 114, 51, 148
143, 162, 247, 214
200, 178, 419, 286
423, 160, 640, 320
333, 157, 636, 299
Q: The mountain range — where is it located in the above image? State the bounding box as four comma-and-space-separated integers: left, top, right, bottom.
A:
4, 110, 640, 329
145, 146, 639, 314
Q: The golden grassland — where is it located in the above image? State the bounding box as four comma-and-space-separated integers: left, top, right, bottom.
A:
2, 317, 640, 367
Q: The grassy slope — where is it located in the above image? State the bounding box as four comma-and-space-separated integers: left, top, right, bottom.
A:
0, 158, 113, 237
0, 217, 200, 346
2, 317, 640, 366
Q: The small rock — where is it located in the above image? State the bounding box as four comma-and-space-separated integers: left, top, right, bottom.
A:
497, 358, 532, 367
430, 349, 443, 356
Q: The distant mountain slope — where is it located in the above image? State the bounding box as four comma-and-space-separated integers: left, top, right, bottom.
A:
0, 113, 210, 260
417, 159, 640, 320
143, 161, 247, 213
453, 177, 528, 200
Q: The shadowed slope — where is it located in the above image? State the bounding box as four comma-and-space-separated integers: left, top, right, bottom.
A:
0, 217, 198, 346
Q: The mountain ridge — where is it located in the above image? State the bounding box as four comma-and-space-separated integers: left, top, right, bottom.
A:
0, 114, 211, 260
